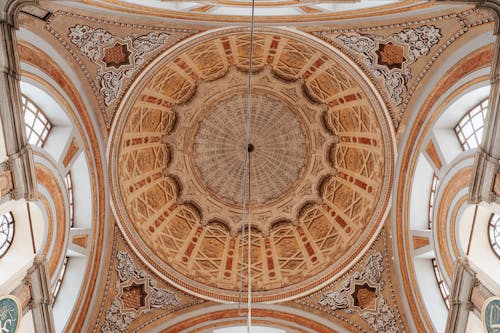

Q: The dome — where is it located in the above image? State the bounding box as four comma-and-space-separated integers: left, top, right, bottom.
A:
109, 27, 394, 302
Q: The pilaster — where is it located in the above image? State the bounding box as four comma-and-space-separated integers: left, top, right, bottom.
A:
445, 257, 477, 333
469, 0, 500, 204
24, 255, 55, 333
0, 0, 37, 201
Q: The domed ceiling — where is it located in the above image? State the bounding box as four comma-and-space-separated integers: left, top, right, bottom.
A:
109, 28, 394, 302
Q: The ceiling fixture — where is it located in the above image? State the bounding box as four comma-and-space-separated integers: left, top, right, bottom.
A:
238, 0, 256, 331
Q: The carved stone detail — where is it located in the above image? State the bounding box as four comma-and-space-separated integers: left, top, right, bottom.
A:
318, 252, 399, 333
68, 24, 169, 107
319, 252, 383, 312
333, 25, 441, 106
361, 298, 398, 333
101, 250, 179, 333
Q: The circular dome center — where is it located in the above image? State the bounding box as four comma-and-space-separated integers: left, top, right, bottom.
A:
193, 91, 307, 205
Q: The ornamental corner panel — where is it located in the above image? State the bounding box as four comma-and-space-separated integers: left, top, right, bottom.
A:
310, 7, 495, 129
44, 10, 199, 129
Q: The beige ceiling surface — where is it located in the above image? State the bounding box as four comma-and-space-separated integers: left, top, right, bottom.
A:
109, 28, 395, 303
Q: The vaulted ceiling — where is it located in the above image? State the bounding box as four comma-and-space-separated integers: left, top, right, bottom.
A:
15, 1, 497, 332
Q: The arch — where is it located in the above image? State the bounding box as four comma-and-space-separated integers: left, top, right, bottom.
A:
139, 304, 348, 333
393, 37, 494, 332
17, 40, 109, 332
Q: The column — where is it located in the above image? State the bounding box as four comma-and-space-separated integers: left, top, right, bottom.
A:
25, 255, 55, 333
469, 0, 500, 204
0, 0, 37, 202
445, 258, 477, 333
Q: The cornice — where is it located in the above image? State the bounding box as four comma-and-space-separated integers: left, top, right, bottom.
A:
480, 0, 500, 32
0, 0, 37, 27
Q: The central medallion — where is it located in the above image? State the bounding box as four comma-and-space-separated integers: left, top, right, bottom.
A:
167, 68, 327, 235
193, 90, 307, 206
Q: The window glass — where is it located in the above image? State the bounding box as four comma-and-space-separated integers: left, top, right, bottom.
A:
488, 214, 500, 259
428, 174, 439, 229
454, 99, 488, 151
52, 256, 69, 299
432, 258, 450, 308
22, 95, 52, 147
64, 173, 74, 227
0, 212, 14, 258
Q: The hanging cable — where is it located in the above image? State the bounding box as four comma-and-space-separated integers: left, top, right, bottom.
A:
237, 1, 256, 332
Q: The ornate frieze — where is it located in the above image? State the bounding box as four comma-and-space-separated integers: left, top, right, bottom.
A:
93, 230, 204, 333
318, 252, 398, 332
319, 253, 384, 311
312, 8, 495, 128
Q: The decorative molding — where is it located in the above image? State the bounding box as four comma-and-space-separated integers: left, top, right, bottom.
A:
67, 24, 169, 107
479, 0, 500, 33
319, 253, 383, 312
0, 0, 38, 200
469, 7, 500, 204
335, 25, 441, 106
0, 167, 13, 198
101, 250, 180, 333
44, 11, 199, 128
312, 8, 495, 127
412, 235, 431, 250
62, 137, 79, 167
318, 252, 399, 333
469, 147, 500, 204
93, 228, 205, 333
445, 257, 477, 333
294, 233, 407, 333
425, 139, 443, 171
24, 255, 55, 333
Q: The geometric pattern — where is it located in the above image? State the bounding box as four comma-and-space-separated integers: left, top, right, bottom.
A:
111, 28, 394, 302
294, 234, 407, 333
101, 250, 180, 333
45, 10, 198, 127
317, 25, 441, 108
68, 24, 169, 107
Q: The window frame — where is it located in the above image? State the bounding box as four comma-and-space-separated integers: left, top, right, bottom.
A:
0, 212, 15, 259
431, 258, 450, 309
488, 213, 500, 259
22, 94, 53, 147
64, 173, 74, 228
453, 98, 488, 151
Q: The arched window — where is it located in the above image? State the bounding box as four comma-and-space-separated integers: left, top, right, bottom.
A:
428, 173, 450, 309
22, 95, 52, 147
428, 173, 439, 229
0, 212, 14, 259
52, 256, 69, 299
64, 173, 74, 227
488, 214, 500, 259
431, 258, 450, 308
453, 98, 488, 151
